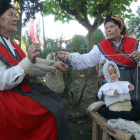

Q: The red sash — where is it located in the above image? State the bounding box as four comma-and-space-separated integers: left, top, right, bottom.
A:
97, 36, 139, 68
0, 41, 31, 92
0, 41, 25, 65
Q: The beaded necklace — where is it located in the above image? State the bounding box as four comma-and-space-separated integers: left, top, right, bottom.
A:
0, 35, 22, 62
110, 38, 124, 62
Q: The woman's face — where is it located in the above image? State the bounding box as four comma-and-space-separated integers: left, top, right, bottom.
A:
104, 22, 121, 40
0, 8, 18, 36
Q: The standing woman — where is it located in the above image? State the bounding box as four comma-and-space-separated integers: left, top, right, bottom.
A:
0, 0, 72, 140
56, 15, 140, 102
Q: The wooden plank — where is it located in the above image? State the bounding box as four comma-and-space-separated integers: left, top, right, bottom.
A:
92, 120, 99, 140
102, 130, 110, 140
87, 110, 135, 140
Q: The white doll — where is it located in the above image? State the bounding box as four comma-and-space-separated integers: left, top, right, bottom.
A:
98, 61, 134, 111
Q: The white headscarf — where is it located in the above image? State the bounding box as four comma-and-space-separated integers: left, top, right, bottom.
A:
103, 61, 120, 83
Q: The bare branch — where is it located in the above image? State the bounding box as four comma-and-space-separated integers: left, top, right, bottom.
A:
92, 1, 111, 29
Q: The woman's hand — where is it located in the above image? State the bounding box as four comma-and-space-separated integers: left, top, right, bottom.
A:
55, 51, 69, 61
51, 61, 69, 72
28, 43, 41, 63
129, 50, 140, 62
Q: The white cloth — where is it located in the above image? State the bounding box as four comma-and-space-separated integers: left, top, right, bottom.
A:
69, 36, 140, 70
103, 61, 120, 83
98, 81, 133, 106
107, 118, 140, 140
0, 37, 56, 90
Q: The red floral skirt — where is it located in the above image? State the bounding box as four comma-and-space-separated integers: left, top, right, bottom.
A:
0, 90, 58, 140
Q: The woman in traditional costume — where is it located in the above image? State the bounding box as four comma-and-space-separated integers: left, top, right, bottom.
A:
55, 15, 140, 120
0, 0, 72, 140
56, 14, 140, 102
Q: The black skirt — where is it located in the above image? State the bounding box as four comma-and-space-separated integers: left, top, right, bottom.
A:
97, 100, 140, 121
12, 81, 72, 140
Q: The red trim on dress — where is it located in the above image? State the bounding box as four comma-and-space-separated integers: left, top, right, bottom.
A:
98, 36, 139, 68
0, 41, 58, 139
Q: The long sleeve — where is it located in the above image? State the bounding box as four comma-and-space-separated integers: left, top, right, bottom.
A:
0, 57, 56, 90
0, 36, 57, 90
69, 39, 140, 70
69, 45, 103, 70
0, 60, 26, 90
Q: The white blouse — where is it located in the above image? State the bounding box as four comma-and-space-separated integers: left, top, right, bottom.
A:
0, 37, 26, 90
69, 37, 140, 70
0, 37, 55, 90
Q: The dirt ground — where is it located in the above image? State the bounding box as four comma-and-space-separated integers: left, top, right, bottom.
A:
62, 72, 98, 140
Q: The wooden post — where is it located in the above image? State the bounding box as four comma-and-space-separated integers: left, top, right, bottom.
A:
87, 110, 137, 140
102, 130, 110, 140
92, 120, 99, 140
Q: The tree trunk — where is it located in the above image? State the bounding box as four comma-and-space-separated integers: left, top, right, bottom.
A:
11, 0, 23, 47
87, 26, 99, 52
87, 29, 94, 52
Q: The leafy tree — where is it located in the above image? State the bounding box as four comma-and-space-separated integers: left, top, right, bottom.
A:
92, 28, 105, 45
12, 0, 42, 46
42, 0, 135, 51
69, 35, 87, 53
127, 7, 140, 39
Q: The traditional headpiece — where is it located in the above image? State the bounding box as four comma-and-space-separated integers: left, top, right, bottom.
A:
104, 14, 126, 36
103, 61, 120, 83
0, 0, 13, 16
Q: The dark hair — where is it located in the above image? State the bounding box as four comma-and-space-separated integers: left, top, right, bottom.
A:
0, 0, 13, 16
104, 15, 121, 28
104, 14, 126, 36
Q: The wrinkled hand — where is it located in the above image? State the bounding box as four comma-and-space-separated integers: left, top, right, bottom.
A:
28, 43, 41, 63
129, 50, 140, 62
114, 90, 117, 95
128, 84, 134, 90
51, 61, 69, 72
55, 51, 69, 61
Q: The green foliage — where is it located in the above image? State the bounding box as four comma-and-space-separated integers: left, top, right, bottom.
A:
38, 47, 55, 59
92, 28, 106, 45
10, 31, 31, 54
42, 0, 133, 51
42, 0, 133, 23
21, 33, 31, 53
127, 12, 140, 39
61, 35, 90, 109
69, 35, 87, 54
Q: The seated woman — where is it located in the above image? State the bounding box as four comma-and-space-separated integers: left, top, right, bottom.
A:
0, 0, 71, 140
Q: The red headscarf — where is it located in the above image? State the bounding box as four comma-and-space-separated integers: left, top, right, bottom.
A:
104, 15, 126, 36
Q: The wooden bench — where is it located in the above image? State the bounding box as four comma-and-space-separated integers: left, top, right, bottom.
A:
87, 109, 140, 140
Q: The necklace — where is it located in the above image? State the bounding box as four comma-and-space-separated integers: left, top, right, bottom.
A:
0, 35, 22, 62
110, 40, 124, 62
